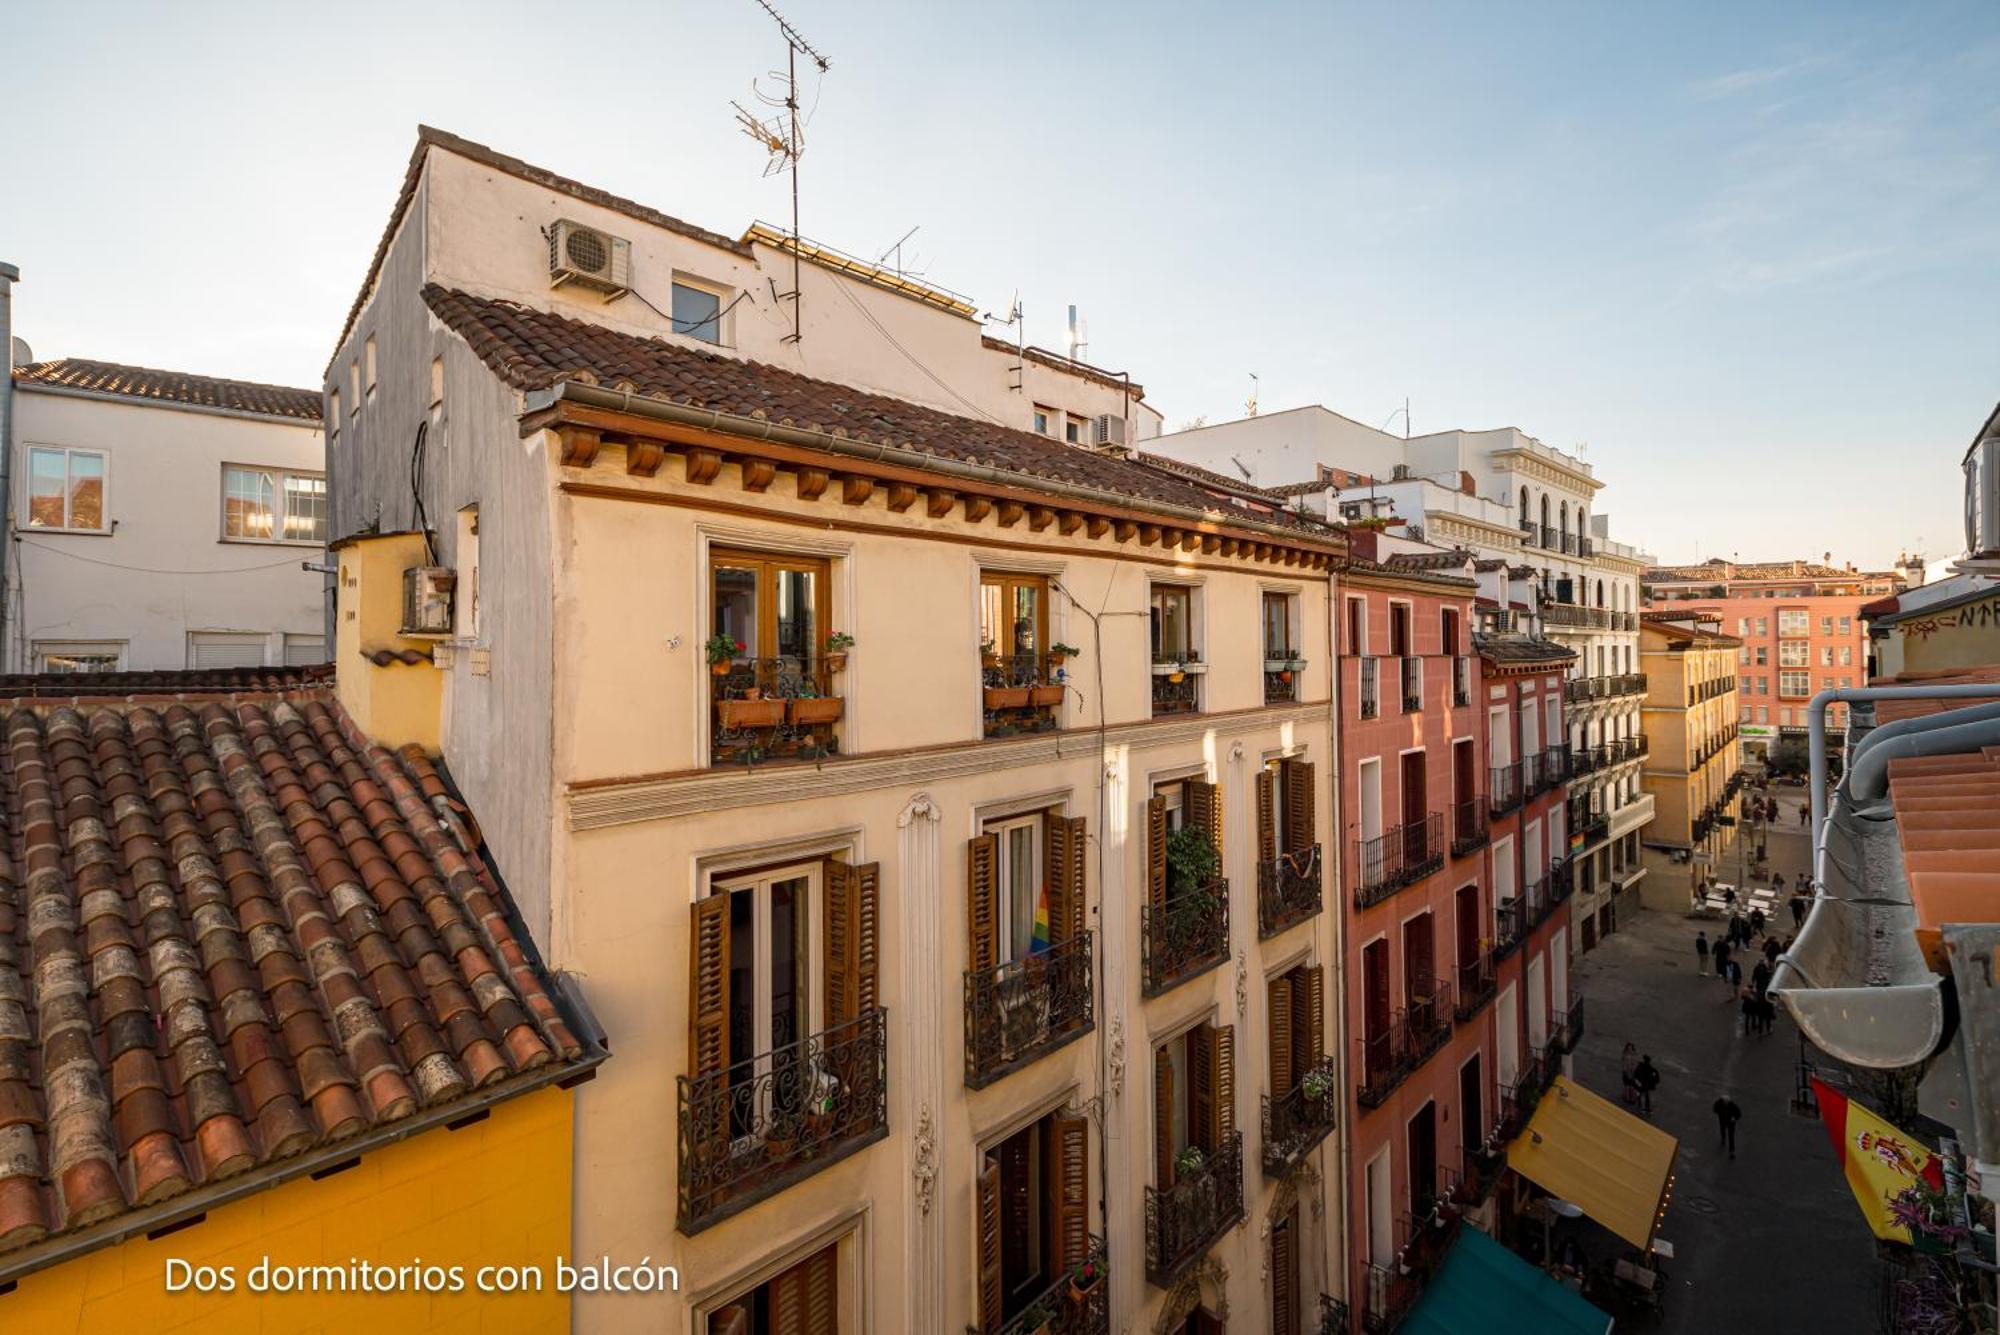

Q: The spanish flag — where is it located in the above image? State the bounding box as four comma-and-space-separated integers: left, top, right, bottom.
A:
1810, 1077, 1946, 1244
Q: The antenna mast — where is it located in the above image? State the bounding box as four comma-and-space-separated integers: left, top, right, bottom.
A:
735, 0, 830, 345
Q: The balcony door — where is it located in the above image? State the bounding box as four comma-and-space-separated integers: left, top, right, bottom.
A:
1526, 955, 1548, 1051
716, 863, 817, 1135
1407, 1101, 1437, 1214
1403, 913, 1434, 1002
711, 548, 829, 676
707, 1239, 839, 1335
1454, 885, 1478, 972
981, 571, 1047, 681
1399, 752, 1426, 830
1362, 938, 1390, 1084
1358, 759, 1383, 844
1366, 1151, 1393, 1267
1459, 1054, 1484, 1155
1271, 1205, 1302, 1335
1389, 602, 1411, 657
975, 1110, 1089, 1332
1153, 1022, 1235, 1188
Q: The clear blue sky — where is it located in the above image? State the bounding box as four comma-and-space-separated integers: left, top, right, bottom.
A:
5, 1, 1995, 569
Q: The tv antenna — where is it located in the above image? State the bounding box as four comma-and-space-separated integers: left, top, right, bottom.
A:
1245, 373, 1260, 418
982, 293, 1025, 393
732, 0, 830, 344
877, 225, 922, 277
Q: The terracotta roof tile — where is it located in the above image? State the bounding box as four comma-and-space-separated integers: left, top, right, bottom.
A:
13, 360, 320, 422
425, 285, 1336, 537
1869, 666, 2000, 724
0, 688, 596, 1281
0, 666, 332, 702
1888, 747, 2000, 970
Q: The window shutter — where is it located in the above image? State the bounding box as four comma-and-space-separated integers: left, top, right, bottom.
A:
1047, 1112, 1091, 1272
1271, 1213, 1300, 1335
1302, 964, 1326, 1065
976, 1158, 1004, 1333
690, 895, 731, 1079
1268, 974, 1295, 1096
1046, 815, 1087, 944
968, 833, 998, 974
1154, 1049, 1176, 1187
1211, 1023, 1236, 1146
1146, 794, 1169, 909
1284, 759, 1316, 854
769, 1245, 837, 1335
825, 859, 881, 1027
1256, 767, 1277, 864
1185, 778, 1222, 858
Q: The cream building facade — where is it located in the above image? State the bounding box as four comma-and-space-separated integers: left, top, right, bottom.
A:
326, 128, 1351, 1335
1636, 612, 1744, 911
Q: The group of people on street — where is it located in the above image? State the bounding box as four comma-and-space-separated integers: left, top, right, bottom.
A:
1620, 1043, 1661, 1114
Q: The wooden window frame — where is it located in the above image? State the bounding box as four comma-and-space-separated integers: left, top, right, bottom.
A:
710, 546, 834, 665
980, 569, 1050, 660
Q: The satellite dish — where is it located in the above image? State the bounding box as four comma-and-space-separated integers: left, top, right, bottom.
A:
10, 336, 30, 367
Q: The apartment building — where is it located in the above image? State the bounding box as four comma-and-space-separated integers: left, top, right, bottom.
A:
322, 127, 1352, 1335
1642, 556, 1910, 756
0, 315, 327, 672
1147, 409, 1656, 947
1636, 613, 1744, 911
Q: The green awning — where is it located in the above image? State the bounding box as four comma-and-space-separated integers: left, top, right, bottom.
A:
1401, 1228, 1611, 1335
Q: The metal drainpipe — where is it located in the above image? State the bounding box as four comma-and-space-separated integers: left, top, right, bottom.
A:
0, 261, 16, 672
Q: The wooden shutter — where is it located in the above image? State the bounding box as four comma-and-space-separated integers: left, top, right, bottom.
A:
1154, 1048, 1176, 1187
711, 1305, 751, 1335
1211, 1024, 1236, 1145
1045, 815, 1087, 944
1047, 1112, 1091, 1272
968, 834, 998, 974
825, 859, 881, 1027
1268, 974, 1295, 1096
1146, 794, 1169, 908
690, 895, 731, 1079
1284, 759, 1316, 853
1272, 1210, 1300, 1335
1301, 964, 1326, 1065
1256, 767, 1278, 864
976, 1159, 1003, 1333
769, 1243, 838, 1335
1186, 778, 1222, 858
1189, 1027, 1214, 1154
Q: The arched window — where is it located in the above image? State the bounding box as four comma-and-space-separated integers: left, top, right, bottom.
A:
1519, 486, 1530, 526
1559, 501, 1570, 541
1595, 578, 1605, 607
1540, 494, 1551, 530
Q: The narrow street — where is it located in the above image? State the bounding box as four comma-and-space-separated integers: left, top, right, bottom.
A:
1567, 787, 1882, 1335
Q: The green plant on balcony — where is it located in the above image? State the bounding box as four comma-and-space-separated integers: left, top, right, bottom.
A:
1175, 1145, 1208, 1177
824, 630, 854, 672
1019, 1300, 1055, 1335
705, 632, 744, 674
1069, 1256, 1103, 1301
1166, 826, 1221, 896
1049, 641, 1082, 667
1301, 1067, 1334, 1102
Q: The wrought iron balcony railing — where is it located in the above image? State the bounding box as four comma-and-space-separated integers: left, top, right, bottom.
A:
1488, 762, 1522, 817
1356, 980, 1453, 1109
677, 1006, 889, 1233
1141, 880, 1230, 996
711, 655, 842, 766
1549, 856, 1575, 904
1493, 897, 1524, 959
977, 1235, 1110, 1335
1454, 951, 1496, 1021
1522, 873, 1551, 931
1318, 1294, 1352, 1335
1150, 667, 1200, 717
1352, 813, 1443, 909
1265, 661, 1301, 704
1144, 1129, 1245, 1287
1451, 655, 1471, 707
1257, 845, 1324, 939
964, 933, 1094, 1088
1449, 797, 1488, 857
1262, 1054, 1339, 1174
982, 651, 1068, 738
1553, 994, 1586, 1054
1357, 656, 1379, 719
1407, 979, 1453, 1063
1452, 1141, 1507, 1209
1400, 655, 1422, 713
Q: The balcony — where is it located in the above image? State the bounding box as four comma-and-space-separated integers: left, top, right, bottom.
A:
1399, 655, 1422, 713
1454, 951, 1496, 1021
1258, 845, 1324, 939
1357, 656, 1380, 719
1541, 523, 1560, 550
1493, 897, 1525, 959
981, 1235, 1110, 1335
982, 651, 1068, 738
677, 1006, 889, 1233
1541, 602, 1611, 631
1522, 873, 1551, 931
1449, 797, 1488, 857
1265, 655, 1304, 704
1141, 881, 1230, 996
1568, 744, 1601, 779
1487, 762, 1522, 817
1352, 813, 1444, 909
1144, 1129, 1245, 1287
1262, 1054, 1339, 1173
1549, 855, 1575, 904
1579, 536, 1595, 559
1552, 994, 1586, 1054
711, 656, 843, 765
1560, 532, 1579, 555
1451, 1141, 1507, 1210
1356, 982, 1454, 1108
964, 933, 1095, 1089
1518, 517, 1538, 543
1151, 660, 1201, 717
1451, 656, 1471, 707
1362, 1208, 1462, 1333
1613, 671, 1648, 698
1318, 1295, 1352, 1335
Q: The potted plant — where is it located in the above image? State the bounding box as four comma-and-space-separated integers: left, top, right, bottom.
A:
788, 681, 845, 727
1018, 1301, 1055, 1335
1048, 641, 1082, 669
706, 633, 744, 676
1028, 675, 1066, 708
1301, 1067, 1333, 1104
718, 693, 785, 730
1068, 1255, 1103, 1304
1168, 661, 1187, 684
824, 631, 854, 674
981, 639, 1000, 670
1165, 826, 1221, 896
1175, 1145, 1207, 1178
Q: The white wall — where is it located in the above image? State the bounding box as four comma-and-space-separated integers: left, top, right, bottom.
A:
9, 388, 325, 671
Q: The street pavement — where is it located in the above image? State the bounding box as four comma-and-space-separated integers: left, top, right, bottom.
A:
1566, 786, 1881, 1335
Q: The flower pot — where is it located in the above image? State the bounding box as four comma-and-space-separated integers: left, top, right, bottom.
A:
824, 651, 848, 674
1069, 1272, 1103, 1304
982, 652, 1001, 670
788, 696, 844, 726
1278, 670, 1293, 684
710, 661, 733, 676
1049, 652, 1068, 668
718, 698, 785, 730
1028, 684, 1065, 708
984, 685, 1031, 710
1168, 671, 1186, 684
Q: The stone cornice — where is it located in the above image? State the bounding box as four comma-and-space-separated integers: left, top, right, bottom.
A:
1490, 448, 1602, 495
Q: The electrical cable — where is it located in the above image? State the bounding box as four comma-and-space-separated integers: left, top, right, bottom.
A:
627, 285, 754, 335
828, 276, 1008, 426
410, 420, 435, 565
13, 541, 311, 575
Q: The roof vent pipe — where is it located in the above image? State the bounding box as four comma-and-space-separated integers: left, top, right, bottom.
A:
1845, 712, 2000, 806
1845, 699, 2000, 778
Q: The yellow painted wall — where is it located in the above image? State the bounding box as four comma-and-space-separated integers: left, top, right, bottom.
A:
335, 531, 443, 750
2, 1086, 573, 1335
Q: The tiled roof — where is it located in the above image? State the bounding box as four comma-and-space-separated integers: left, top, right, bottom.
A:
1474, 632, 1575, 664
0, 666, 332, 701
426, 286, 1334, 535
1335, 556, 1476, 590
1868, 666, 2000, 725
1640, 617, 1741, 647
0, 689, 596, 1278
1135, 452, 1290, 504
1887, 747, 2000, 970
13, 360, 321, 423
1644, 557, 1893, 583
1383, 550, 1474, 573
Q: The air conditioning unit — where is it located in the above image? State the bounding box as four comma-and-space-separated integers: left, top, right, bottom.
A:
1391, 463, 1412, 481
1967, 434, 2000, 559
1091, 414, 1128, 449
401, 567, 457, 638
547, 219, 631, 298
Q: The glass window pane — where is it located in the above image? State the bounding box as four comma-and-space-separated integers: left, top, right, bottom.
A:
223, 466, 276, 539
1003, 824, 1035, 962
283, 473, 326, 542
673, 283, 723, 344
770, 877, 804, 1049
27, 449, 67, 528
66, 452, 104, 530
774, 567, 817, 667
713, 565, 758, 660
1007, 584, 1039, 658
980, 582, 1004, 653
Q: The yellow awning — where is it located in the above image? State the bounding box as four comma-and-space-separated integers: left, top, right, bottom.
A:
1506, 1075, 1679, 1249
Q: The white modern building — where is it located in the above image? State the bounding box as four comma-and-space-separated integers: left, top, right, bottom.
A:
1148, 407, 1659, 947
2, 330, 327, 673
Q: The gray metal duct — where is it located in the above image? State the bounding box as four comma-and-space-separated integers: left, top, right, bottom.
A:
1846, 699, 2000, 776
1848, 712, 2000, 805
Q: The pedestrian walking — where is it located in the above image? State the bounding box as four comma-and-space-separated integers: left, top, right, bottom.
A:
1759, 995, 1778, 1034
1799, 804, 1810, 827
1763, 935, 1781, 966
1790, 891, 1809, 928
1713, 1095, 1742, 1157
1750, 906, 1766, 938
1752, 959, 1772, 998
1739, 987, 1757, 1036
1695, 931, 1710, 975
1713, 938, 1732, 987
1728, 912, 1745, 947
1621, 1043, 1639, 1104
1633, 1055, 1660, 1114
1727, 958, 1743, 991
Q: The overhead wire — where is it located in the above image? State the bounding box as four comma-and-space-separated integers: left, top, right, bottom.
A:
827, 275, 1008, 426
14, 540, 312, 576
